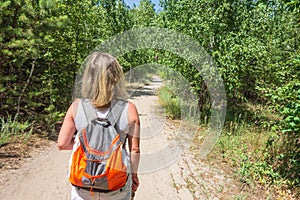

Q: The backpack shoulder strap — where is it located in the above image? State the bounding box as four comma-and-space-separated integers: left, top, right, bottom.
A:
106, 99, 127, 126
81, 98, 97, 122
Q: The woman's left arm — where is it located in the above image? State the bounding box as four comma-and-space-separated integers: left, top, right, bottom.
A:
57, 100, 78, 150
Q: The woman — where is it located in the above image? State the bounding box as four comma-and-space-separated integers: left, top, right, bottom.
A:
57, 52, 140, 200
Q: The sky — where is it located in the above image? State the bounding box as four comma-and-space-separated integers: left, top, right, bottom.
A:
124, 0, 162, 11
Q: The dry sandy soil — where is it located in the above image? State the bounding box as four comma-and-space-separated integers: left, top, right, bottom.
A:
0, 77, 270, 200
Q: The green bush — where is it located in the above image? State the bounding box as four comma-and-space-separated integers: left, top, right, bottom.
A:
273, 89, 300, 187
158, 86, 181, 119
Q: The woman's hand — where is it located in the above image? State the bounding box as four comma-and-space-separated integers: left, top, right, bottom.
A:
132, 174, 139, 192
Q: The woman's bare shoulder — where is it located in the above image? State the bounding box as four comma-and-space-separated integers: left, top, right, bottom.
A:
127, 101, 140, 125
68, 98, 81, 118
72, 98, 81, 107
127, 101, 138, 112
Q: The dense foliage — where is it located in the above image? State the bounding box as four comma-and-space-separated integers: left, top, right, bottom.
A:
1, 0, 299, 196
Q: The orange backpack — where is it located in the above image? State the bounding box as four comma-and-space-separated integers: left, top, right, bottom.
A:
69, 99, 129, 191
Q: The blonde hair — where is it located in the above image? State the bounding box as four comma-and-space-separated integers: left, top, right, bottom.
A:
81, 52, 128, 109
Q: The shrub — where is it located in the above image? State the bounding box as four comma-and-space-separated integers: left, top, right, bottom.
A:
158, 86, 181, 119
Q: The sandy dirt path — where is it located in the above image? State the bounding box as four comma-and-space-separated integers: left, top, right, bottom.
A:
0, 78, 193, 200
127, 78, 194, 200
0, 143, 71, 200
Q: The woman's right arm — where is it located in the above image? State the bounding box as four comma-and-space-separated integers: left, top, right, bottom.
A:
57, 99, 79, 150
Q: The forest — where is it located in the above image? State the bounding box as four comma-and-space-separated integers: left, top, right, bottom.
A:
0, 0, 299, 198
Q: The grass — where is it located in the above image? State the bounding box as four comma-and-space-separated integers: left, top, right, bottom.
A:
217, 128, 270, 183
0, 115, 33, 147
207, 123, 298, 199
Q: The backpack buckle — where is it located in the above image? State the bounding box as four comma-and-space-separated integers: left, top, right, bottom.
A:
93, 118, 111, 128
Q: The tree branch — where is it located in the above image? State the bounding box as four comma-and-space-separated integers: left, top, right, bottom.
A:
14, 59, 36, 121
